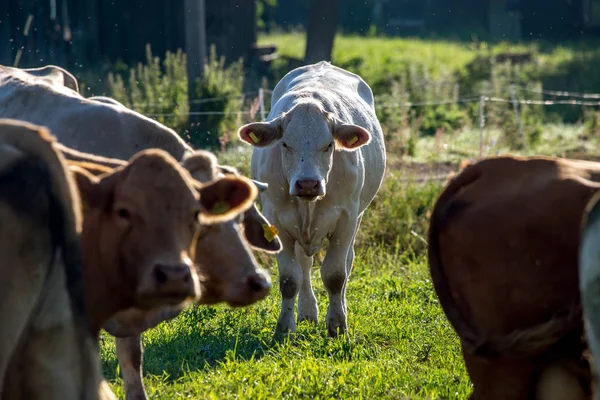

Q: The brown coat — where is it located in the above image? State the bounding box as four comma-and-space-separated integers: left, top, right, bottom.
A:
428, 155, 600, 400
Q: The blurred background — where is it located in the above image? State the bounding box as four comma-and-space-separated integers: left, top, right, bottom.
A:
2, 0, 600, 174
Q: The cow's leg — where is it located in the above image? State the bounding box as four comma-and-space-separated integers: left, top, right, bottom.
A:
275, 236, 302, 335
321, 216, 358, 337
536, 361, 590, 400
296, 242, 317, 324
342, 215, 362, 313
115, 335, 147, 400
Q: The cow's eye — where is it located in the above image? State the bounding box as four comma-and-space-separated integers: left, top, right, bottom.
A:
325, 142, 333, 152
116, 207, 131, 221
282, 142, 288, 149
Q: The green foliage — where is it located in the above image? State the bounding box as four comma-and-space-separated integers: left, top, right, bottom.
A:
257, 0, 277, 31
106, 44, 247, 149
107, 44, 189, 135
419, 106, 467, 137
357, 177, 442, 256
192, 45, 245, 149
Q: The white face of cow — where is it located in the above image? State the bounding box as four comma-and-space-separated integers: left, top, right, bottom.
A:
238, 102, 371, 201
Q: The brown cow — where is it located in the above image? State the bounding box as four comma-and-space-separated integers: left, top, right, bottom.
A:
0, 119, 114, 399
71, 147, 259, 335
428, 155, 600, 400
81, 150, 281, 400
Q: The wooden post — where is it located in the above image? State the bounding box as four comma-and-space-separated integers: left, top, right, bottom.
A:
304, 0, 341, 64
184, 0, 214, 149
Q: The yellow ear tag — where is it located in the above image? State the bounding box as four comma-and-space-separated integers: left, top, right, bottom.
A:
211, 200, 231, 215
348, 136, 359, 146
249, 132, 260, 144
262, 224, 279, 242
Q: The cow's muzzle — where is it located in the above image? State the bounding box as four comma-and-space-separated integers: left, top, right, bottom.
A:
290, 178, 325, 200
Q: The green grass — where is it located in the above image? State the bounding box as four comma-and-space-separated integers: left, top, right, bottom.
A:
100, 249, 470, 399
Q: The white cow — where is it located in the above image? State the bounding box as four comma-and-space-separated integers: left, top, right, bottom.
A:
238, 61, 386, 337
0, 65, 192, 160
579, 191, 600, 400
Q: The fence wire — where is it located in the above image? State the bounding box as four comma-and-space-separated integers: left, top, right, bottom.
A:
126, 85, 600, 184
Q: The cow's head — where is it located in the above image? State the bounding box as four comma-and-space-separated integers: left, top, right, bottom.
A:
238, 102, 371, 201
181, 151, 279, 307
70, 149, 257, 311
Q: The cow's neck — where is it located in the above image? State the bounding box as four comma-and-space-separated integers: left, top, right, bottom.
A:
81, 215, 130, 336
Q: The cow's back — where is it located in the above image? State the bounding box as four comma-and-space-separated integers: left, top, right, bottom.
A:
0, 68, 191, 161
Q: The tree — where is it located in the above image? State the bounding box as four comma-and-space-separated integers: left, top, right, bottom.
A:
304, 0, 341, 64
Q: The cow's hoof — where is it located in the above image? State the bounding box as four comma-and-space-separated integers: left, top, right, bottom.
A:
275, 318, 296, 336
327, 322, 347, 338
297, 314, 318, 324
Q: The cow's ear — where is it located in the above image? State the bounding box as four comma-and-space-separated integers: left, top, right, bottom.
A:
243, 204, 282, 253
238, 118, 282, 147
70, 165, 122, 211
69, 165, 103, 210
332, 123, 371, 151
196, 176, 258, 224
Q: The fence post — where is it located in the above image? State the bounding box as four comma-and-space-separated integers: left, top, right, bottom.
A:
259, 88, 265, 121
510, 84, 528, 153
479, 95, 486, 158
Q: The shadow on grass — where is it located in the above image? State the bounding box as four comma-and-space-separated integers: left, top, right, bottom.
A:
101, 317, 279, 382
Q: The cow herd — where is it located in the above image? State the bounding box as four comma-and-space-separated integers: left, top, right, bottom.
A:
2, 59, 600, 400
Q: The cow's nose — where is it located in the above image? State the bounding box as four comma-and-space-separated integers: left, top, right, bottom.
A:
246, 272, 272, 292
153, 263, 192, 285
245, 271, 272, 297
295, 179, 319, 192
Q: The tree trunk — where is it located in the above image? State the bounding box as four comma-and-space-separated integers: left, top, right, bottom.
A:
304, 0, 341, 64
184, 0, 216, 149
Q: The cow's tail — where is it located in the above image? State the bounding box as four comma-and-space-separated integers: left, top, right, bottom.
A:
428, 160, 582, 359
471, 302, 583, 358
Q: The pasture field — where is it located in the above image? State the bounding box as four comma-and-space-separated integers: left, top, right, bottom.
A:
96, 33, 600, 399
100, 146, 471, 399
100, 125, 592, 399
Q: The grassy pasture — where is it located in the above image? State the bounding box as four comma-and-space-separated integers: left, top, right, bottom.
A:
97, 33, 600, 399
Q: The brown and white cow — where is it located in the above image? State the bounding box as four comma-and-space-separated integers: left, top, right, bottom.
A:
0, 119, 114, 399
428, 155, 600, 400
